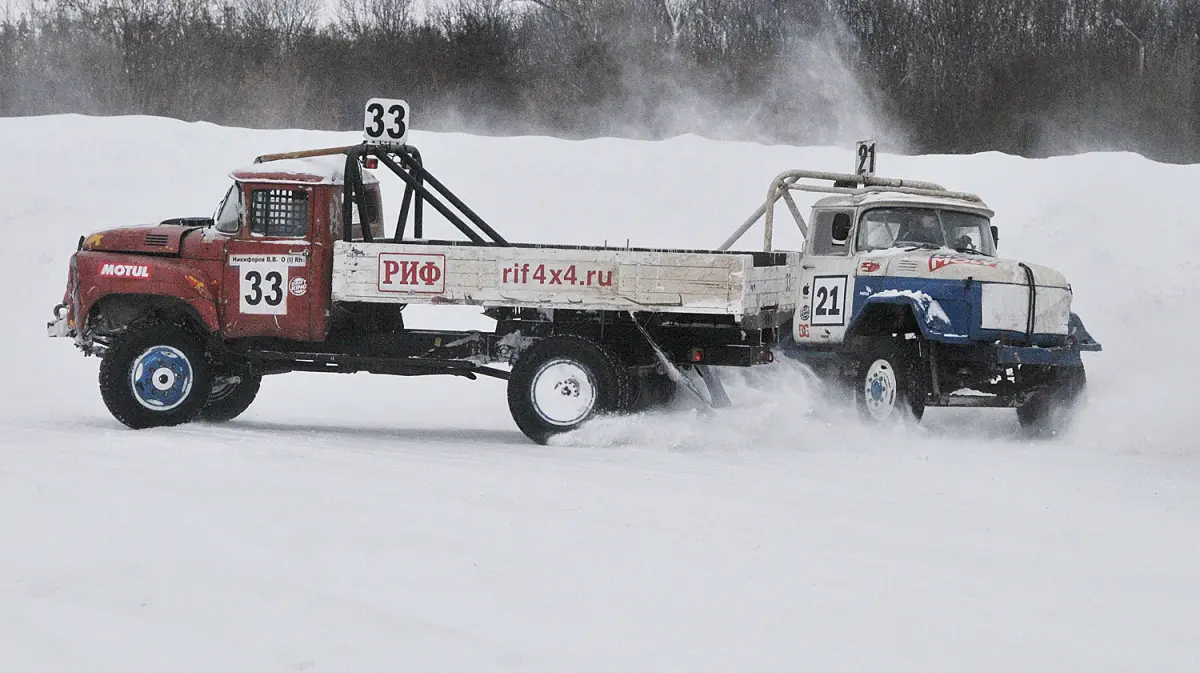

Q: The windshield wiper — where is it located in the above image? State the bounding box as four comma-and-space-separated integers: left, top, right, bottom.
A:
951, 246, 993, 256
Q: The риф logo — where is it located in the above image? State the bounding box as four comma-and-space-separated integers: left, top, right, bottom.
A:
100, 263, 150, 279
377, 253, 446, 293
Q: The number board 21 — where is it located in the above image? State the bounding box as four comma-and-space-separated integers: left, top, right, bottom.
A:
811, 275, 848, 326
363, 98, 410, 145
855, 140, 877, 176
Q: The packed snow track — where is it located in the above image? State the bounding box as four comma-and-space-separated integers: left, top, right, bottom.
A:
3, 116, 1199, 672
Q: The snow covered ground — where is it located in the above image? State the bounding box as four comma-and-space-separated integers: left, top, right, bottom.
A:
3, 115, 1199, 672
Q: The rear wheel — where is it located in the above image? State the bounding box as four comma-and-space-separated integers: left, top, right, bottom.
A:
507, 335, 628, 444
1017, 366, 1086, 437
98, 324, 212, 429
855, 344, 925, 423
628, 370, 678, 412
198, 374, 262, 423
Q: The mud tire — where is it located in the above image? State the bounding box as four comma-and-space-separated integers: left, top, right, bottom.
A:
98, 324, 212, 429
1017, 366, 1086, 437
508, 335, 628, 444
855, 343, 926, 424
629, 371, 678, 412
198, 374, 262, 423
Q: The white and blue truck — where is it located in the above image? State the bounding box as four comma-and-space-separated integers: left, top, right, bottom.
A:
722, 144, 1102, 434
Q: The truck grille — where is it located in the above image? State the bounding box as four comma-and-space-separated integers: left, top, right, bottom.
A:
897, 260, 920, 273
144, 233, 170, 247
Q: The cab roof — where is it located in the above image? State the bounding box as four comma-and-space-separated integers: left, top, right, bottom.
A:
230, 155, 379, 186
812, 190, 994, 217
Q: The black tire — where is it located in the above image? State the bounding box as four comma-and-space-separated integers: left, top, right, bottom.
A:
855, 343, 926, 423
629, 371, 678, 412
507, 335, 628, 444
98, 324, 212, 429
198, 374, 262, 423
1017, 366, 1086, 437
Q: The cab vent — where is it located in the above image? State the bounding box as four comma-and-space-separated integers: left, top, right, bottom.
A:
144, 233, 170, 247
897, 260, 920, 273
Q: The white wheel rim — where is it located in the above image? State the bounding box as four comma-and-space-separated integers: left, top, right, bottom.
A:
863, 359, 898, 421
530, 358, 597, 426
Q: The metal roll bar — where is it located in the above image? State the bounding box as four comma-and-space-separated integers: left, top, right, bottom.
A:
719, 169, 986, 253
254, 142, 509, 247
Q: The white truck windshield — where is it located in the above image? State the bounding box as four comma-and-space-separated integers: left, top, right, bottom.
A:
856, 207, 995, 256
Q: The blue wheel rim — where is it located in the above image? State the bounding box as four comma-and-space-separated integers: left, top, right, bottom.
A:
130, 345, 194, 411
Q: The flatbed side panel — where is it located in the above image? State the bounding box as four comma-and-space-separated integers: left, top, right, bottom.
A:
333, 242, 766, 315
742, 252, 801, 315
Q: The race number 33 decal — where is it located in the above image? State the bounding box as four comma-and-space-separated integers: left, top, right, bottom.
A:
243, 269, 284, 311
229, 254, 307, 315
811, 275, 848, 327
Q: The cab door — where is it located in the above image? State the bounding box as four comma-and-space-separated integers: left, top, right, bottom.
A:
221, 183, 319, 340
795, 209, 858, 344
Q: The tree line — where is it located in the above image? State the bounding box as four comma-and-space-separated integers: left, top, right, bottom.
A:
2, 0, 1197, 162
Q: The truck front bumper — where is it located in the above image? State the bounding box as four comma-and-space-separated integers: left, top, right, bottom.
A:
47, 304, 73, 338
991, 343, 1092, 366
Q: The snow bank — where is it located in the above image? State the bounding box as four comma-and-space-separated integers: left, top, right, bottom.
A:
3, 114, 1200, 673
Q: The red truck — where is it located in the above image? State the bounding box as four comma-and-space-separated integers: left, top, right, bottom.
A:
47, 100, 799, 443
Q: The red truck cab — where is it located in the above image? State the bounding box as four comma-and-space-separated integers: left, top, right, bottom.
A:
52, 152, 384, 348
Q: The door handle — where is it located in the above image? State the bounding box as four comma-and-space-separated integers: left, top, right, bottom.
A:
801, 264, 815, 269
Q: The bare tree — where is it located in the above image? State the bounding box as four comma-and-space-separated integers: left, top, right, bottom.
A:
336, 0, 413, 39
237, 0, 321, 44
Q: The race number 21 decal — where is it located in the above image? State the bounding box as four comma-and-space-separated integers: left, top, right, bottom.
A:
811, 275, 848, 326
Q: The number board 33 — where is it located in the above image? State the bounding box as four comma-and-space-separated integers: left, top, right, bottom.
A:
230, 254, 307, 315
811, 275, 848, 326
363, 98, 410, 145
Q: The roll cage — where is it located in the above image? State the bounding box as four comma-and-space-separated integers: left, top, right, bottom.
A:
253, 143, 511, 248
719, 169, 988, 253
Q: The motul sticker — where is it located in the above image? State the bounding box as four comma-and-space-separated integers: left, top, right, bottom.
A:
99, 263, 150, 279
378, 253, 445, 293
928, 254, 999, 272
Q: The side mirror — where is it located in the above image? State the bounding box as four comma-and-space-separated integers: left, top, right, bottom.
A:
990, 225, 1000, 248
832, 213, 852, 243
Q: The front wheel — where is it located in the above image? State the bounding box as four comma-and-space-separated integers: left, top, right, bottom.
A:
1017, 366, 1086, 437
98, 324, 213, 429
198, 374, 262, 423
855, 346, 925, 424
507, 335, 628, 444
